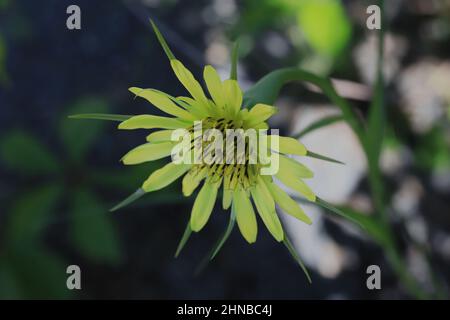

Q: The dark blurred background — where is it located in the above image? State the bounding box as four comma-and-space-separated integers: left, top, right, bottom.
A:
0, 0, 449, 299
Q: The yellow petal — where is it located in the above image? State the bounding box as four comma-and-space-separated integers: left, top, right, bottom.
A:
233, 186, 257, 243
270, 135, 307, 156
222, 189, 232, 210
142, 162, 191, 192
276, 170, 316, 202
204, 65, 225, 111
146, 129, 174, 143
250, 177, 284, 242
182, 168, 207, 197
223, 79, 242, 116
170, 59, 208, 105
278, 155, 314, 178
245, 104, 277, 127
129, 87, 196, 121
222, 173, 232, 209
190, 179, 220, 232
122, 142, 174, 165
118, 115, 190, 130
264, 178, 312, 225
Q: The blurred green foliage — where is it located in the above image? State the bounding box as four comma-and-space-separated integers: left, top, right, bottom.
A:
296, 0, 352, 57
416, 126, 450, 170
0, 98, 123, 298
235, 0, 351, 73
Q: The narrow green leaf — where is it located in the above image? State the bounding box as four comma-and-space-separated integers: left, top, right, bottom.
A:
175, 219, 192, 258
195, 205, 237, 275
293, 114, 344, 139
210, 208, 236, 260
315, 197, 365, 229
335, 206, 391, 247
230, 41, 239, 80
306, 150, 345, 165
283, 235, 312, 284
149, 19, 176, 60
68, 113, 132, 122
110, 188, 145, 212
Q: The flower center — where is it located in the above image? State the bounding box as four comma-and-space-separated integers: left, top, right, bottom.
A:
187, 117, 261, 189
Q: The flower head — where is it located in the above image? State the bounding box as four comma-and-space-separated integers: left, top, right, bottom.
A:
117, 22, 316, 247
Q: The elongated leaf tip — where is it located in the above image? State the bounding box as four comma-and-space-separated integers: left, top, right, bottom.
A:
283, 236, 312, 284
175, 222, 192, 258
306, 150, 345, 165
149, 19, 176, 60
209, 211, 236, 260
110, 188, 145, 212
68, 113, 132, 122
316, 197, 366, 230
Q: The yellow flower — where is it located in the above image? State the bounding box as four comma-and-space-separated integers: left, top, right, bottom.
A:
69, 21, 352, 281
116, 24, 316, 247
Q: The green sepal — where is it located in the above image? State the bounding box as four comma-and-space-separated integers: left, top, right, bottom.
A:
109, 188, 145, 212
149, 19, 176, 60
175, 219, 193, 258
306, 150, 345, 165
283, 235, 312, 284
69, 114, 132, 122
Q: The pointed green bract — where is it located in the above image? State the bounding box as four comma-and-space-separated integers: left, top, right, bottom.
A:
69, 113, 132, 122
110, 188, 145, 212
210, 208, 236, 260
150, 19, 176, 60
283, 235, 312, 284
306, 150, 344, 165
315, 197, 365, 229
175, 220, 192, 258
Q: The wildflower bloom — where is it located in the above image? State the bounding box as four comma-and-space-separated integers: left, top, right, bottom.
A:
69, 22, 350, 280
117, 23, 316, 246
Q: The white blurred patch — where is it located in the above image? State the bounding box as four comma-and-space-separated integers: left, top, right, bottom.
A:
398, 59, 450, 133
280, 105, 367, 278
353, 33, 408, 86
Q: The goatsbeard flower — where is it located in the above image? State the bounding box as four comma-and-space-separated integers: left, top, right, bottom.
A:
72, 22, 345, 280
120, 59, 316, 243
116, 31, 316, 247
